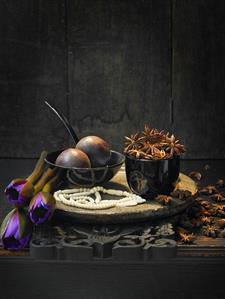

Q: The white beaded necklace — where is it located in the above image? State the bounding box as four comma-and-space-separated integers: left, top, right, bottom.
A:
54, 186, 146, 210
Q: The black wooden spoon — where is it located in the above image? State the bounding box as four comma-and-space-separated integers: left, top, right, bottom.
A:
45, 100, 79, 144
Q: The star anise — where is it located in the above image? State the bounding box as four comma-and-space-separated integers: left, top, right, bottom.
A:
210, 193, 225, 202
142, 126, 165, 144
127, 149, 145, 159
217, 219, 225, 228
197, 199, 211, 210
124, 134, 143, 153
198, 209, 212, 217
151, 147, 166, 160
202, 225, 218, 238
199, 185, 217, 195
165, 134, 186, 156
155, 195, 172, 205
124, 125, 185, 160
218, 229, 225, 238
142, 125, 154, 137
221, 230, 225, 237
216, 179, 225, 188
200, 216, 212, 225
212, 204, 225, 217
179, 232, 195, 244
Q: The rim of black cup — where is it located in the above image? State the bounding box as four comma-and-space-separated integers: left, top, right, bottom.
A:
125, 153, 180, 162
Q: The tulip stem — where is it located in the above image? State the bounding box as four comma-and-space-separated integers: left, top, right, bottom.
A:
34, 167, 56, 194
27, 151, 48, 184
42, 174, 61, 193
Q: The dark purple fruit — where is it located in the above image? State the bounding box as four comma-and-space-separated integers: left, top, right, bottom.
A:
55, 148, 91, 168
76, 136, 111, 167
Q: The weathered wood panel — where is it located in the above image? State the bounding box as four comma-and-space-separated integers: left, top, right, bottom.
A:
173, 0, 225, 158
0, 1, 69, 158
67, 0, 172, 152
0, 259, 225, 299
1, 0, 225, 159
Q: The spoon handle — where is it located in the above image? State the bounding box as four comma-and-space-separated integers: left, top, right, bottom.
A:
45, 100, 79, 145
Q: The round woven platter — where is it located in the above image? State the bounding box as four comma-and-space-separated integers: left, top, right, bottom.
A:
55, 169, 198, 224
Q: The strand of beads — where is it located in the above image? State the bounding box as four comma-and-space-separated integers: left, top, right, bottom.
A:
54, 187, 146, 210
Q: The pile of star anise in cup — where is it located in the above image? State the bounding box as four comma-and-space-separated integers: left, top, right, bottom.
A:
124, 125, 186, 160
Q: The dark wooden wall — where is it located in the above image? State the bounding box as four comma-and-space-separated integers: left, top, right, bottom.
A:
0, 0, 225, 159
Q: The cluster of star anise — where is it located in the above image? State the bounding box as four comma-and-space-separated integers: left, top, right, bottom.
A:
124, 125, 186, 160
177, 176, 225, 244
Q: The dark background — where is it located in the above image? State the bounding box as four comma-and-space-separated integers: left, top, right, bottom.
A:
1, 0, 225, 159
1, 0, 225, 222
1, 3, 225, 299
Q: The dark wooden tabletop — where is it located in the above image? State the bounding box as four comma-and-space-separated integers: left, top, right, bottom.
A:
0, 158, 224, 299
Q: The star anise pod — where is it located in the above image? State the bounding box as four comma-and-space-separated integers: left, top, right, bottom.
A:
216, 179, 225, 188
151, 148, 166, 160
198, 209, 212, 217
217, 218, 225, 228
179, 232, 195, 244
199, 185, 217, 195
165, 134, 186, 156
218, 229, 225, 238
142, 125, 154, 137
155, 194, 172, 205
197, 199, 211, 210
202, 225, 218, 238
124, 134, 143, 153
142, 126, 165, 144
127, 149, 145, 159
200, 216, 213, 225
212, 204, 225, 217
210, 193, 225, 202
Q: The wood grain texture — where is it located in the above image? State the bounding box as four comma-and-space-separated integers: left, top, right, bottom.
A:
0, 259, 225, 299
1, 0, 225, 159
0, 1, 69, 158
67, 0, 172, 152
173, 0, 225, 158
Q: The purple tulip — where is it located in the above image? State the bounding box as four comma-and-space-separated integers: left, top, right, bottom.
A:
29, 192, 56, 225
1, 209, 32, 251
5, 179, 34, 207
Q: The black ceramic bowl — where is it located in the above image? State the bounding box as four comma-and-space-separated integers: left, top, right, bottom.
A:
45, 149, 124, 187
125, 154, 180, 199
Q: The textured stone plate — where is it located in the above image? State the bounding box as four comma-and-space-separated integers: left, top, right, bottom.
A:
55, 168, 197, 224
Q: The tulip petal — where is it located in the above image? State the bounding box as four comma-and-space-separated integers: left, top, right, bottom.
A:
29, 193, 55, 225
1, 209, 32, 251
3, 233, 31, 251
0, 209, 16, 238
5, 179, 34, 207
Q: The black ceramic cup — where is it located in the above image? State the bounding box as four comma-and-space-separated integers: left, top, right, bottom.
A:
125, 154, 180, 199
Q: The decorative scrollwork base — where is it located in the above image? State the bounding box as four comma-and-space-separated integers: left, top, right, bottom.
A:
30, 221, 177, 260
